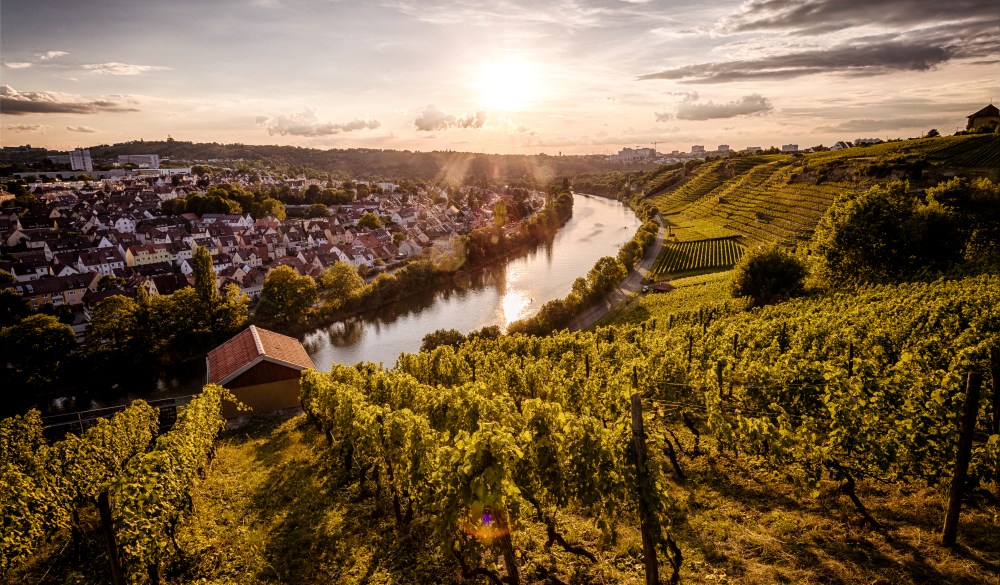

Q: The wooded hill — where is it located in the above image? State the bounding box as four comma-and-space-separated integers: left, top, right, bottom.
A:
57, 140, 625, 183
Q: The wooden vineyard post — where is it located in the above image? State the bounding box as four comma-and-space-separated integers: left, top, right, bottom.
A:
991, 347, 999, 435
942, 372, 982, 546
97, 491, 125, 585
630, 393, 660, 585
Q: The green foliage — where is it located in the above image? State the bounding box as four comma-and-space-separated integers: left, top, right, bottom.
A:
420, 328, 466, 351
811, 181, 968, 283
303, 203, 328, 218
255, 266, 318, 327
652, 237, 744, 276
111, 385, 234, 582
96, 274, 126, 291
730, 245, 806, 307
357, 212, 382, 230
0, 314, 76, 389
251, 197, 287, 220
0, 288, 28, 327
0, 402, 158, 574
316, 262, 364, 309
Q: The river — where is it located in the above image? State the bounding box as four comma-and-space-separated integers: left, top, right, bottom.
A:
22, 194, 641, 418
303, 193, 643, 367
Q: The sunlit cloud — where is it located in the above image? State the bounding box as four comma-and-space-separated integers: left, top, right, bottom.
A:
259, 108, 381, 136
83, 62, 170, 76
414, 105, 487, 131
674, 94, 774, 120
0, 85, 142, 116
67, 125, 99, 133
36, 50, 69, 61
4, 124, 51, 133
3, 62, 33, 69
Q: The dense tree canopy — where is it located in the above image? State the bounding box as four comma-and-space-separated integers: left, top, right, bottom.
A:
255, 266, 318, 327
0, 314, 76, 389
730, 245, 807, 307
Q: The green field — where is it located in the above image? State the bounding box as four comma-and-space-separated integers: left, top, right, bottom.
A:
651, 236, 745, 276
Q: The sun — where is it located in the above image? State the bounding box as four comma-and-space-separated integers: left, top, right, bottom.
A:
475, 57, 541, 112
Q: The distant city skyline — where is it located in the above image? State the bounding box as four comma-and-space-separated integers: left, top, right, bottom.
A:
1, 0, 997, 155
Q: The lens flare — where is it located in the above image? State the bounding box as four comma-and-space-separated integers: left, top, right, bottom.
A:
460, 504, 510, 542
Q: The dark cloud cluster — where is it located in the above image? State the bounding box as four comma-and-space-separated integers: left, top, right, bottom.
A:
640, 0, 997, 84
4, 124, 50, 133
0, 85, 140, 115
260, 108, 381, 137
720, 0, 995, 35
414, 105, 488, 131
639, 38, 958, 83
815, 117, 940, 132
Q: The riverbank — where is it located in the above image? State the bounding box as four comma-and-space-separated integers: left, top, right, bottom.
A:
566, 215, 665, 331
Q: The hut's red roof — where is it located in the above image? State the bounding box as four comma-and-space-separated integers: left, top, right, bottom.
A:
206, 325, 315, 385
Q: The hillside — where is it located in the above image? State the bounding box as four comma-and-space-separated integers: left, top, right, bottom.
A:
636, 134, 999, 277
7, 274, 999, 585
3, 140, 624, 183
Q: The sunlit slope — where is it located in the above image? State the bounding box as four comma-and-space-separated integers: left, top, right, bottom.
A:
641, 134, 999, 247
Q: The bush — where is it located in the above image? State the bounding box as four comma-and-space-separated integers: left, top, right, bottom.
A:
730, 245, 806, 307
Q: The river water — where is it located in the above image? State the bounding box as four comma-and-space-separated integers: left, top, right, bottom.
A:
23, 194, 641, 418
303, 193, 643, 367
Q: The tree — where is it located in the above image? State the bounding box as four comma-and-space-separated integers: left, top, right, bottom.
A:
730, 245, 806, 307
585, 256, 627, 301
252, 197, 287, 220
925, 128, 940, 138
192, 246, 218, 308
305, 203, 329, 218
85, 295, 141, 362
255, 266, 318, 328
0, 288, 28, 327
493, 201, 508, 227
357, 212, 382, 230
812, 181, 966, 282
317, 262, 364, 309
0, 314, 76, 389
420, 328, 466, 351
96, 274, 126, 291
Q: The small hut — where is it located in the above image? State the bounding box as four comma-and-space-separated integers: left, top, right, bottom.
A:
206, 325, 316, 418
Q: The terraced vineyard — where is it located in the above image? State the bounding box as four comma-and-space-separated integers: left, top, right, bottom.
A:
639, 134, 998, 247
651, 236, 745, 275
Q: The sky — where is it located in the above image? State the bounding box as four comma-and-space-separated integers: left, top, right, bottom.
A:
1, 0, 997, 155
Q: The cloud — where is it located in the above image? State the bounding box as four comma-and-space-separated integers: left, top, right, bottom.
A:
655, 112, 674, 122
4, 124, 50, 133
36, 50, 69, 61
3, 62, 32, 69
67, 125, 99, 133
719, 0, 995, 36
815, 118, 942, 132
259, 108, 381, 136
414, 105, 488, 131
0, 85, 142, 115
83, 62, 170, 76
675, 94, 773, 120
638, 38, 957, 83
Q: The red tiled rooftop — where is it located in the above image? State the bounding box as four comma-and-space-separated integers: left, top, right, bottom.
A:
206, 325, 315, 385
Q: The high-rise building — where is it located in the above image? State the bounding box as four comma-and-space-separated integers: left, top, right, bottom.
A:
69, 148, 93, 171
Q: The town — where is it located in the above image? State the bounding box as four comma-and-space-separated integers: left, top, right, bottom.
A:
0, 152, 547, 340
